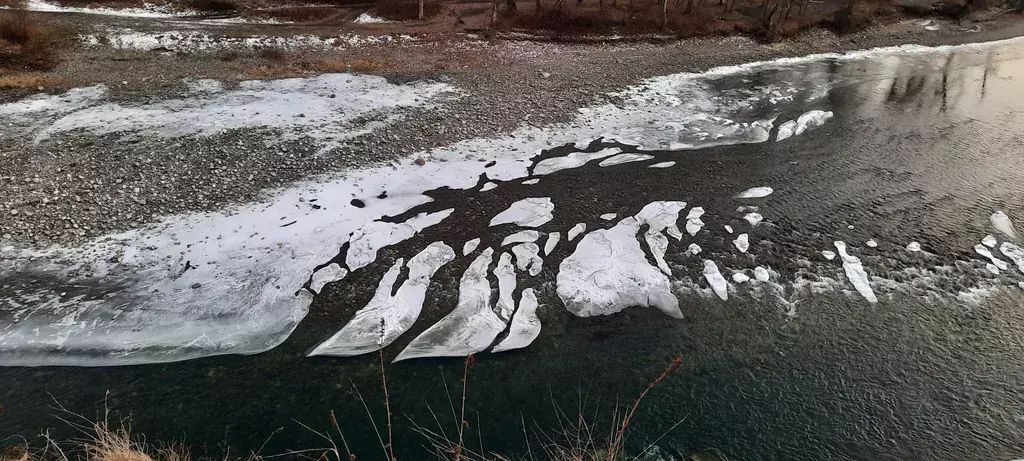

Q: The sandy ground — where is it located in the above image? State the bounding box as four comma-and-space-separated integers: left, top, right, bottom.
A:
1, 8, 1023, 247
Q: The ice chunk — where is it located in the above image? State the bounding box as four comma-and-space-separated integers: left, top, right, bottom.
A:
600, 213, 618, 221
481, 182, 498, 192
686, 218, 705, 236
635, 201, 686, 241
512, 243, 543, 276
702, 260, 728, 301
734, 187, 773, 199
686, 207, 705, 220
310, 263, 347, 294
502, 230, 541, 247
557, 217, 681, 319
522, 178, 540, 185
462, 238, 480, 256
822, 250, 836, 261
974, 244, 1009, 271
687, 243, 702, 255
490, 197, 554, 227
648, 161, 676, 168
494, 253, 517, 321
394, 248, 505, 361
865, 239, 878, 248
985, 264, 1000, 275
776, 120, 796, 141
534, 148, 621, 175
991, 211, 1017, 239
732, 272, 750, 283
743, 213, 763, 226
347, 209, 453, 270
310, 242, 456, 357
999, 242, 1024, 273
733, 234, 750, 253
754, 266, 769, 282
794, 110, 833, 135
737, 205, 759, 213
568, 223, 586, 241
834, 241, 877, 303
645, 231, 671, 275
906, 242, 922, 252
598, 153, 655, 167
982, 235, 997, 248
492, 289, 540, 353
724, 225, 733, 234
544, 232, 560, 255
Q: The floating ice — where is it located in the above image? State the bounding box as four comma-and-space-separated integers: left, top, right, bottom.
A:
834, 241, 877, 303
462, 238, 480, 256
733, 234, 750, 253
687, 243, 702, 255
743, 213, 763, 226
686, 207, 705, 220
985, 264, 1000, 275
906, 242, 922, 252
492, 289, 540, 353
776, 120, 797, 141
347, 210, 452, 270
309, 242, 455, 357
557, 217, 681, 319
568, 223, 586, 241
600, 213, 618, 221
794, 110, 834, 135
999, 242, 1024, 273
481, 182, 498, 192
489, 198, 554, 227
635, 201, 686, 241
648, 161, 676, 168
822, 250, 836, 261
512, 243, 543, 276
522, 179, 540, 185
866, 239, 878, 248
754, 266, 770, 282
599, 153, 655, 167
734, 187, 773, 199
974, 245, 1009, 271
686, 218, 705, 236
310, 263, 348, 294
645, 231, 671, 275
982, 235, 997, 248
991, 211, 1017, 239
732, 272, 750, 283
737, 206, 759, 213
494, 253, 517, 320
703, 260, 729, 301
393, 248, 505, 362
544, 232, 561, 255
533, 148, 621, 175
502, 230, 541, 247
724, 225, 734, 234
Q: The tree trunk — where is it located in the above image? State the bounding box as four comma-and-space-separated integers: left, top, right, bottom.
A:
685, 0, 693, 13
491, 0, 498, 24
662, 0, 668, 27
537, 0, 542, 12
418, 0, 424, 19
507, 0, 517, 12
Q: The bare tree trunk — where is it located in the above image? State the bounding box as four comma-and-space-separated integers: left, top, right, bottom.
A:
537, 0, 542, 12
785, 0, 794, 17
418, 0, 424, 19
684, 0, 693, 13
507, 0, 517, 12
491, 0, 498, 24
662, 0, 668, 27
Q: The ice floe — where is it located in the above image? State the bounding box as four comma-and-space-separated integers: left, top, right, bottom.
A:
702, 260, 729, 300
794, 110, 834, 135
492, 289, 541, 353
743, 213, 763, 226
648, 161, 676, 168
462, 238, 481, 256
309, 242, 454, 357
557, 217, 681, 319
512, 243, 543, 276
544, 232, 561, 255
754, 266, 770, 282
687, 243, 702, 255
522, 179, 540, 185
481, 182, 498, 192
999, 242, 1024, 273
822, 250, 836, 261
600, 213, 618, 221
635, 201, 686, 241
732, 272, 750, 283
533, 148, 621, 175
733, 234, 750, 253
489, 198, 554, 227
494, 253, 517, 320
974, 245, 1009, 271
393, 249, 504, 362
724, 225, 734, 234
347, 210, 452, 270
734, 187, 774, 199
906, 242, 922, 252
568, 223, 586, 241
982, 235, 997, 248
598, 153, 655, 167
866, 239, 878, 248
776, 120, 797, 141
834, 241, 877, 303
502, 230, 541, 247
310, 263, 348, 294
991, 211, 1017, 239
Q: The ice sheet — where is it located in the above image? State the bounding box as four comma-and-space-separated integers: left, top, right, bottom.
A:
544, 232, 561, 255
512, 243, 543, 276
310, 263, 348, 294
703, 260, 728, 300
489, 198, 555, 227
834, 241, 877, 303
492, 289, 540, 353
502, 230, 541, 247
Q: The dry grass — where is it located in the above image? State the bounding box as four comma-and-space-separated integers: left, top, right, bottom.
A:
242, 6, 343, 23
246, 56, 382, 78
0, 0, 27, 8
0, 10, 66, 72
374, 0, 444, 20
186, 0, 237, 12
0, 73, 62, 87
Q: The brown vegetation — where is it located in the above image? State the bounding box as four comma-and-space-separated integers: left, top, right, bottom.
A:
242, 6, 344, 23
0, 10, 65, 72
374, 0, 444, 20
0, 73, 62, 87
186, 0, 238, 12
0, 0, 27, 8
246, 49, 382, 77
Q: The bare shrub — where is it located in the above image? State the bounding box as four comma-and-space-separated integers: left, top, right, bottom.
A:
186, 0, 237, 12
0, 11, 64, 72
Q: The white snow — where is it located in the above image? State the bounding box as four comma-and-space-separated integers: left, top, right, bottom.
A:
310, 263, 348, 294
598, 153, 655, 167
501, 230, 541, 247
353, 12, 392, 23
544, 232, 561, 255
489, 197, 554, 228
906, 242, 922, 252
702, 260, 728, 300
834, 241, 877, 303
462, 238, 481, 256
754, 266, 770, 282
393, 249, 505, 362
309, 242, 454, 357
557, 217, 681, 319
982, 235, 997, 248
79, 29, 404, 52
346, 210, 452, 270
732, 272, 750, 283
511, 243, 543, 276
822, 250, 836, 261
568, 223, 586, 241
27, 0, 190, 18
991, 211, 1017, 239
533, 148, 621, 175
648, 161, 676, 168
743, 213, 763, 226
492, 289, 540, 353
600, 213, 618, 221
733, 233, 750, 253
734, 187, 773, 199
974, 244, 1009, 271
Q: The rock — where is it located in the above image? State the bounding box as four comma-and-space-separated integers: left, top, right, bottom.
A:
414, 157, 426, 166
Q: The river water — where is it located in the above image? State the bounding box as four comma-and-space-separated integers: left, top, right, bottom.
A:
2, 38, 1024, 460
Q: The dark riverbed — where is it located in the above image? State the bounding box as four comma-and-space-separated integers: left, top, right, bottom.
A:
3, 38, 1024, 460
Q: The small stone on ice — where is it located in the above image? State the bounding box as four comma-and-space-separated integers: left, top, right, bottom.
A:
866, 239, 878, 248
822, 250, 836, 261
906, 242, 921, 252
732, 272, 750, 283
982, 235, 997, 248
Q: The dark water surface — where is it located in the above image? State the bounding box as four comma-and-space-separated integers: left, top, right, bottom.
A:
4, 39, 1024, 461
